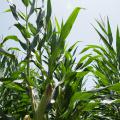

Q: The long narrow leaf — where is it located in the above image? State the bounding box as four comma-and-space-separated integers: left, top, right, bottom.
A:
46, 0, 52, 23
59, 7, 80, 42
116, 26, 120, 67
107, 18, 113, 45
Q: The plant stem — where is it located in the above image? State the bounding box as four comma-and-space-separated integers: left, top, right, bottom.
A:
25, 7, 36, 119
35, 84, 53, 120
26, 7, 30, 79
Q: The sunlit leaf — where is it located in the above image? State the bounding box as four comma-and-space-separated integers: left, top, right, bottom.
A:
59, 7, 80, 42
2, 35, 19, 45
22, 0, 30, 7
69, 92, 93, 108
109, 83, 120, 91
18, 11, 26, 20
8, 47, 21, 51
55, 17, 61, 32
4, 8, 11, 12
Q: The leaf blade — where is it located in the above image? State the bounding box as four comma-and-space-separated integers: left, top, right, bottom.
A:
59, 7, 80, 42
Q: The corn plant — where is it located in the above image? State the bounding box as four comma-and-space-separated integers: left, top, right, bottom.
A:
1, 0, 120, 119
80, 18, 120, 119
0, 0, 95, 119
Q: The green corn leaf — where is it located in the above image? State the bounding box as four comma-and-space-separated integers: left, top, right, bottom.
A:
28, 23, 37, 35
78, 54, 91, 63
72, 46, 78, 57
2, 35, 19, 45
51, 31, 57, 53
93, 49, 103, 55
46, 20, 52, 40
8, 47, 21, 51
30, 37, 38, 51
28, 0, 35, 18
22, 0, 30, 7
36, 10, 44, 29
15, 23, 31, 39
37, 37, 45, 50
116, 27, 120, 65
75, 63, 83, 70
83, 102, 99, 111
93, 70, 109, 85
55, 17, 61, 32
95, 27, 116, 56
46, 0, 52, 23
34, 51, 41, 62
9, 3, 19, 21
69, 92, 93, 109
4, 8, 11, 12
4, 81, 25, 91
80, 46, 91, 53
87, 45, 115, 60
94, 27, 111, 49
19, 40, 27, 51
61, 19, 64, 29
75, 54, 91, 70
68, 41, 79, 52
96, 19, 107, 35
76, 71, 89, 79
80, 45, 105, 54
102, 58, 117, 72
30, 26, 45, 51
0, 48, 15, 59
107, 18, 113, 45
109, 83, 120, 91
59, 7, 80, 42
81, 56, 99, 69
18, 11, 26, 20
87, 45, 105, 50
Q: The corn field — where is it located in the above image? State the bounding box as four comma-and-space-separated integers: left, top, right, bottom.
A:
0, 0, 120, 120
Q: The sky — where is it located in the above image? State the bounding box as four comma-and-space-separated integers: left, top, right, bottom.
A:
0, 0, 120, 89
1, 0, 120, 48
